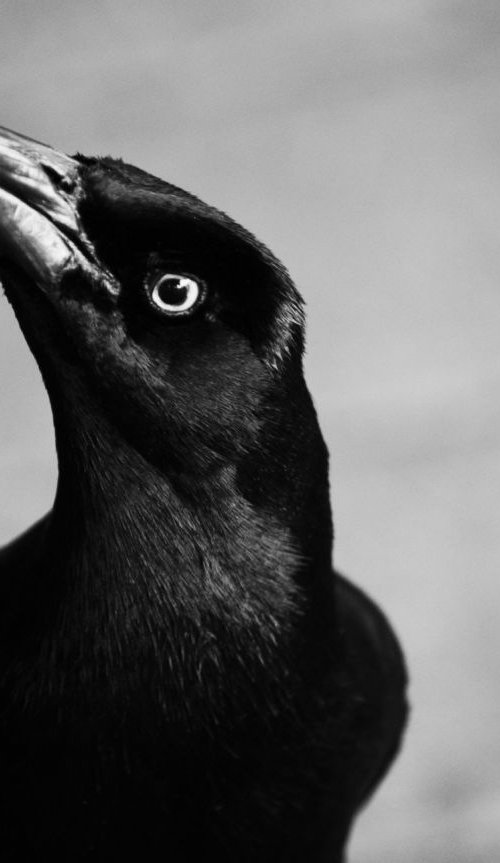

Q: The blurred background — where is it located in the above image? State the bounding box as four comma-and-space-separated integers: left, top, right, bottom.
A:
0, 1, 499, 860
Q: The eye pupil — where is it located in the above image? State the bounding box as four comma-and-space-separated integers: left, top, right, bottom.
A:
157, 277, 188, 306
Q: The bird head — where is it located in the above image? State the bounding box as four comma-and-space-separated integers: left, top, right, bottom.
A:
0, 127, 331, 568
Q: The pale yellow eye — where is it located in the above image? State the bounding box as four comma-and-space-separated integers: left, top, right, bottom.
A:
149, 274, 203, 314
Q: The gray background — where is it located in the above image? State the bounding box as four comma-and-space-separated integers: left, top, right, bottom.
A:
0, 2, 499, 860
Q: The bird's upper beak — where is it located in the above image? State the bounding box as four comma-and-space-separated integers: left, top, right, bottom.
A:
0, 126, 117, 297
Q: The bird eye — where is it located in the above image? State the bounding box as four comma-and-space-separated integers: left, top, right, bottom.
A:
147, 274, 205, 315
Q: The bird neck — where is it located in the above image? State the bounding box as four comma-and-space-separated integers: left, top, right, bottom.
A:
5, 401, 304, 730
44, 389, 301, 643
1, 385, 332, 730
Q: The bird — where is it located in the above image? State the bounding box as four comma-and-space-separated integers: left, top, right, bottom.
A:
0, 126, 407, 862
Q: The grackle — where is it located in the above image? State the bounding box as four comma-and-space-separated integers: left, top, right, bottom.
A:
0, 127, 407, 862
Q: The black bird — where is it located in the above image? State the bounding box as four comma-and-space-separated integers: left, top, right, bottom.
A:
0, 127, 407, 862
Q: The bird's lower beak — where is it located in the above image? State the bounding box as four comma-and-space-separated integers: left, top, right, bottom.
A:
0, 126, 116, 297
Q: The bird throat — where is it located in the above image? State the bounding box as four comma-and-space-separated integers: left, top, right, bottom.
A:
5, 393, 303, 733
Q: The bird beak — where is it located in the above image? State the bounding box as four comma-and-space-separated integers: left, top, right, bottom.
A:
0, 126, 117, 297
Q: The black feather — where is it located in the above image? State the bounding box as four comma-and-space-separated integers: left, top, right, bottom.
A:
0, 128, 407, 862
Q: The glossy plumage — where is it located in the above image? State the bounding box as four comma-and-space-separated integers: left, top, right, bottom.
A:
0, 127, 407, 862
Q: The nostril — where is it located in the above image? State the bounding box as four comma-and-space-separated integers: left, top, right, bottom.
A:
42, 162, 76, 194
